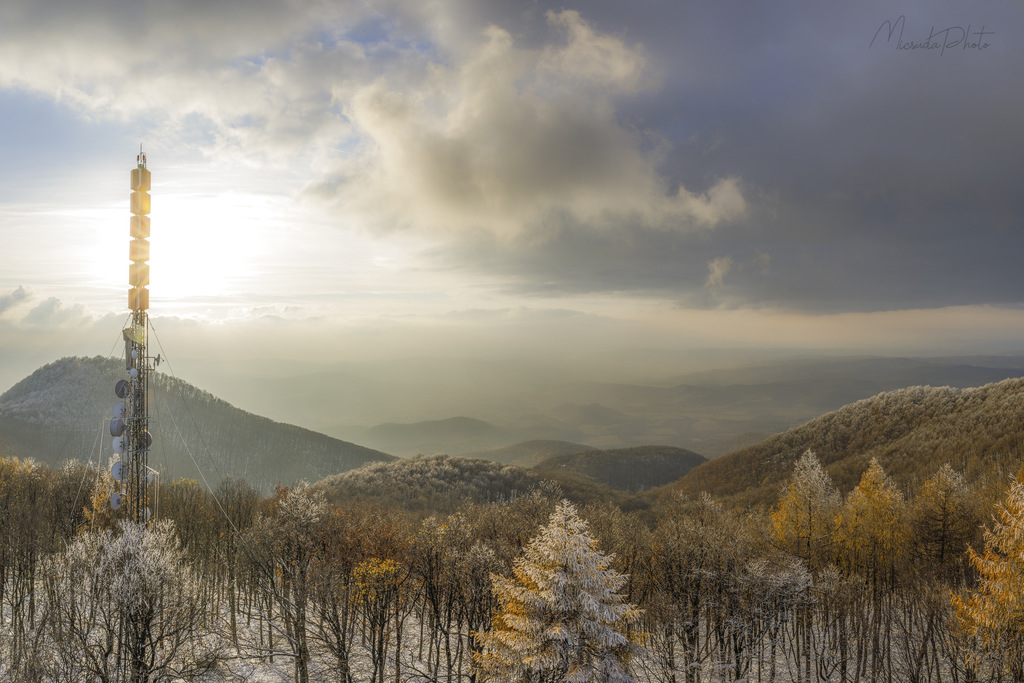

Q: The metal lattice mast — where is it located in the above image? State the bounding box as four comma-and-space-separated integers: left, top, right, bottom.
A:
126, 150, 151, 526
111, 150, 153, 526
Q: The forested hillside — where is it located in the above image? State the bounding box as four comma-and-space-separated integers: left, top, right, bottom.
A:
313, 454, 543, 513
666, 377, 1024, 507
2, 451, 1023, 681
313, 453, 647, 513
0, 356, 394, 492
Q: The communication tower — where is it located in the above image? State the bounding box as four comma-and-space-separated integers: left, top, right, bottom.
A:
109, 150, 155, 525
107, 150, 161, 683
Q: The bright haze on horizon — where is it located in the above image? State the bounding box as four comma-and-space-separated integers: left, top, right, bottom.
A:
1, 0, 1022, 431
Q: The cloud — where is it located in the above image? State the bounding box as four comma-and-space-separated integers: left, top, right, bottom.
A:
22, 297, 89, 328
0, 290, 94, 335
0, 286, 29, 315
329, 10, 746, 239
539, 10, 648, 93
3, 0, 1020, 316
705, 257, 733, 290
1, 0, 755, 304
0, 0, 371, 161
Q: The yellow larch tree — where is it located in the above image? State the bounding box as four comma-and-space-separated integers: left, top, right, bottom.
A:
834, 458, 907, 683
952, 474, 1024, 679
834, 457, 906, 585
770, 449, 840, 568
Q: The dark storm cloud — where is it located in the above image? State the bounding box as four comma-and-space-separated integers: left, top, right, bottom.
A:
406, 0, 1024, 312
702, 3, 1024, 311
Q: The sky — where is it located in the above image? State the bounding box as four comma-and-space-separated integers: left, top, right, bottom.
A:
1, 0, 1023, 424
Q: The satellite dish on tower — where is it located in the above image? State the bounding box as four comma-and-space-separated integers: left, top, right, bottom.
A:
110, 492, 122, 511
123, 325, 145, 344
111, 461, 123, 481
112, 436, 125, 453
115, 380, 129, 398
114, 402, 126, 418
109, 418, 126, 437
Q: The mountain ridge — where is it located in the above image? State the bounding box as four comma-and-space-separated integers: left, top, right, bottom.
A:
461, 439, 599, 466
660, 376, 1024, 508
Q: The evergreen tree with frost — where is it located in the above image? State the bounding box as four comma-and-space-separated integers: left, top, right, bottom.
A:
475, 500, 642, 683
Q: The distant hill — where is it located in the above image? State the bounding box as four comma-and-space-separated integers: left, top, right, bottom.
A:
662, 377, 1024, 508
535, 446, 706, 492
462, 441, 706, 492
0, 356, 395, 492
313, 454, 541, 512
314, 454, 648, 514
356, 416, 513, 457
463, 440, 599, 467
338, 356, 1024, 459
672, 356, 1024, 391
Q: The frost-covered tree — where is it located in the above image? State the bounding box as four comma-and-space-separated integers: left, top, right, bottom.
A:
475, 500, 642, 683
647, 492, 750, 683
247, 484, 328, 683
42, 519, 220, 682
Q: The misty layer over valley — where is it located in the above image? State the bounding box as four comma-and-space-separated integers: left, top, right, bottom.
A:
4, 354, 1024, 481
170, 353, 1024, 458
0, 356, 712, 499
3, 353, 1024, 503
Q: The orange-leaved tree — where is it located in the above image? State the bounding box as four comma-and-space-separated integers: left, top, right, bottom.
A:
834, 457, 906, 585
952, 473, 1024, 679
